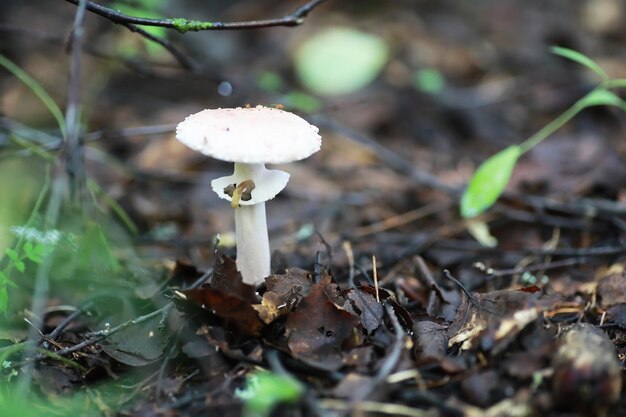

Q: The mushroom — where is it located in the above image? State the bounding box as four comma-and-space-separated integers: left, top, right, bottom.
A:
176, 106, 321, 285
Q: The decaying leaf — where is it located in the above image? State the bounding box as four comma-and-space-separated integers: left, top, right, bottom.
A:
184, 287, 264, 336
182, 255, 263, 336
285, 273, 360, 370
448, 287, 549, 352
413, 320, 448, 363
595, 271, 626, 307
344, 287, 383, 333
253, 268, 313, 324
209, 255, 258, 304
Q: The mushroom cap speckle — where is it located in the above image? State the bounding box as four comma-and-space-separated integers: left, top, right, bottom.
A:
176, 106, 321, 164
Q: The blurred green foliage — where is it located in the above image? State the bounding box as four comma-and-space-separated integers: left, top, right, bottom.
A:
237, 371, 304, 417
413, 68, 445, 94
294, 27, 389, 96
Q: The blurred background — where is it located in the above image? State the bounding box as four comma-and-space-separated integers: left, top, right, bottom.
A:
1, 0, 625, 309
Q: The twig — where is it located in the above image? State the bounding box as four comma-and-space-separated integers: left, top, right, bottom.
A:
63, 0, 328, 68
353, 202, 450, 237
443, 270, 480, 311
312, 251, 323, 284
433, 240, 626, 257
52, 266, 211, 357
64, 0, 328, 32
413, 256, 451, 304
373, 255, 380, 303
444, 269, 499, 316
62, 0, 88, 201
345, 304, 404, 409
42, 308, 84, 348
320, 399, 439, 417
342, 241, 356, 288
475, 257, 583, 278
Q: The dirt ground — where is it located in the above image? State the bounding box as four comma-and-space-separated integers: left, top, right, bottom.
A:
0, 1, 625, 416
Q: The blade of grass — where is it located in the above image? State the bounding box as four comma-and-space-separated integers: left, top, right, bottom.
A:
87, 179, 139, 235
0, 54, 66, 140
605, 78, 626, 89
551, 46, 609, 82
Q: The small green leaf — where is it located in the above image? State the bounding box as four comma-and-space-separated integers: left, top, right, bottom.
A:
577, 89, 626, 110
239, 371, 303, 417
24, 242, 47, 264
551, 46, 608, 82
14, 261, 25, 273
294, 27, 389, 96
23, 241, 34, 254
461, 145, 522, 218
413, 68, 445, 94
4, 249, 19, 262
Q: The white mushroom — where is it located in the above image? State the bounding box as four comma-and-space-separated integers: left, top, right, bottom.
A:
176, 106, 321, 285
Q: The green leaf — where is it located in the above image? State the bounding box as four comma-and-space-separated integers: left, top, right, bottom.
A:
294, 27, 389, 96
4, 249, 19, 262
14, 261, 25, 273
576, 89, 626, 110
413, 68, 445, 94
239, 371, 303, 417
551, 46, 608, 82
24, 242, 47, 264
461, 145, 522, 218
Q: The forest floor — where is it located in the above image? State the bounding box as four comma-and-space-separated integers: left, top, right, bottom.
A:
0, 1, 625, 417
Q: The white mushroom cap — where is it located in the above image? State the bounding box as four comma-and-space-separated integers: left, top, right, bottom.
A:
176, 106, 321, 164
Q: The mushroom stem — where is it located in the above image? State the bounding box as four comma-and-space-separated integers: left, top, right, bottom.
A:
235, 201, 270, 285
233, 163, 271, 285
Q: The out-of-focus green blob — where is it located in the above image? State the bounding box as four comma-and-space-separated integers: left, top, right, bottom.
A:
257, 71, 285, 93
294, 27, 389, 96
237, 371, 303, 417
413, 68, 445, 94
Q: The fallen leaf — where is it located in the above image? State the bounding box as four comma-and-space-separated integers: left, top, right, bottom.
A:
184, 287, 264, 337
253, 269, 312, 324
285, 273, 360, 370
596, 273, 626, 307
344, 288, 383, 333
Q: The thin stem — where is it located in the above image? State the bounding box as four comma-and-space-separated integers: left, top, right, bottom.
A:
63, 0, 87, 200
518, 98, 585, 154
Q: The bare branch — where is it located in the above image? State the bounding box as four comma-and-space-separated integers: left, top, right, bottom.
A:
64, 0, 329, 32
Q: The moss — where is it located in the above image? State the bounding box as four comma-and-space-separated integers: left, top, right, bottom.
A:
170, 18, 214, 33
